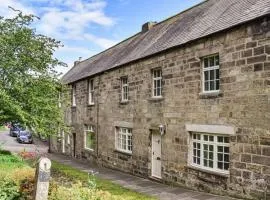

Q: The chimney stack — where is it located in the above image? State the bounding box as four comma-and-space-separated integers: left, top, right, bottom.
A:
74, 57, 82, 66
142, 21, 157, 33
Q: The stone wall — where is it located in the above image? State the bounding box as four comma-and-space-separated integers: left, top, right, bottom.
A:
51, 16, 270, 199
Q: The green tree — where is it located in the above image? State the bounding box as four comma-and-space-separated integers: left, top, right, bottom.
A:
0, 9, 67, 136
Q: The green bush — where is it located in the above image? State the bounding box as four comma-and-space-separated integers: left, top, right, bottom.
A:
0, 178, 21, 200
0, 150, 12, 155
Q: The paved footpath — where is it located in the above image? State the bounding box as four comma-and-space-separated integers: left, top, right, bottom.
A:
48, 153, 240, 200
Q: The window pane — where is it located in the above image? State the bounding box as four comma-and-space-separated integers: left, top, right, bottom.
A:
204, 159, 207, 167
216, 69, 219, 79
218, 162, 223, 169
209, 56, 214, 67
205, 81, 209, 91
224, 163, 229, 170
218, 146, 223, 152
209, 152, 213, 159
218, 153, 223, 161
210, 81, 215, 90
209, 145, 213, 151
193, 134, 196, 139
209, 136, 214, 142
224, 147, 230, 153
204, 71, 209, 81
86, 132, 93, 149
216, 80, 220, 90
204, 144, 208, 151
224, 137, 229, 143
204, 135, 208, 141
197, 134, 201, 140
157, 87, 161, 96
215, 55, 219, 66
197, 158, 200, 164
209, 160, 213, 168
224, 154, 229, 162
204, 150, 208, 158
218, 136, 223, 143
210, 70, 215, 80
204, 58, 209, 68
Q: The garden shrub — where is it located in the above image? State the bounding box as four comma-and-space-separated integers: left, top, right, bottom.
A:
11, 168, 36, 199
0, 178, 21, 200
0, 149, 12, 155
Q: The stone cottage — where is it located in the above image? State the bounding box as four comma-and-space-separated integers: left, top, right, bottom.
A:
50, 0, 270, 199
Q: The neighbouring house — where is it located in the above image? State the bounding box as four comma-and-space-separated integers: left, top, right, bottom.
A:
50, 0, 270, 199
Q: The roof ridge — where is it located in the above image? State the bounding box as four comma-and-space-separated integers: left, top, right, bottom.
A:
153, 0, 208, 27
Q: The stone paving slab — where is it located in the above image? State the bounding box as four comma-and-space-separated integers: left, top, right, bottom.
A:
48, 153, 241, 200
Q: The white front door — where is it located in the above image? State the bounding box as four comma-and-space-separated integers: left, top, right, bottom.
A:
151, 131, 162, 178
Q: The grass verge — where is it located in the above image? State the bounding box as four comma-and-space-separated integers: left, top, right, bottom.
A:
51, 161, 156, 200
0, 126, 7, 131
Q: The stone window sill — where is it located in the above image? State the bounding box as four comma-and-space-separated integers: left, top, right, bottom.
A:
199, 91, 223, 99
114, 149, 132, 156
84, 148, 94, 153
148, 97, 164, 102
120, 100, 129, 105
187, 165, 229, 178
87, 103, 95, 107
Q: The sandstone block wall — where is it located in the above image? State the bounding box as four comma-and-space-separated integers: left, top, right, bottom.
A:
51, 16, 270, 199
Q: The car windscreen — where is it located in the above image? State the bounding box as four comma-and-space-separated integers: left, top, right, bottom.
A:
19, 132, 29, 136
14, 125, 26, 131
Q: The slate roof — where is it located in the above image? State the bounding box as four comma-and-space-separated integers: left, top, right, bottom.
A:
62, 0, 270, 84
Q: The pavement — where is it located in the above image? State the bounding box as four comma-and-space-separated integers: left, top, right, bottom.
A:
0, 130, 240, 200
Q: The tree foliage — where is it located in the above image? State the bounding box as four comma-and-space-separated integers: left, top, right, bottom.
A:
0, 10, 67, 136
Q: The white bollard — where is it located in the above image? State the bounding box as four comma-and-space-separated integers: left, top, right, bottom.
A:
34, 157, 51, 200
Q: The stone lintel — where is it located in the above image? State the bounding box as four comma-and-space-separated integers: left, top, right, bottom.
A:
185, 124, 235, 135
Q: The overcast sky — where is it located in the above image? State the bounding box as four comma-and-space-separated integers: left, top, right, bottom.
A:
0, 0, 203, 75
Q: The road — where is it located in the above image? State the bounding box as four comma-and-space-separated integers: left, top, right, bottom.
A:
0, 130, 48, 154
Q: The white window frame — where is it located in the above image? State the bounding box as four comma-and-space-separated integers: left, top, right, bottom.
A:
152, 68, 162, 98
202, 54, 220, 93
88, 79, 94, 105
72, 85, 76, 106
115, 127, 132, 154
189, 133, 230, 175
84, 125, 95, 151
186, 124, 234, 176
66, 133, 70, 145
121, 76, 129, 102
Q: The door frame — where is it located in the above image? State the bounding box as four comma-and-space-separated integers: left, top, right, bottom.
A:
72, 133, 76, 157
151, 130, 162, 179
